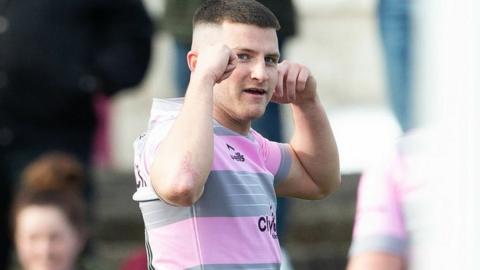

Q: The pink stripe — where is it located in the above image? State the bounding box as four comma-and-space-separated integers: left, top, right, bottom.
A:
147, 219, 201, 269
212, 136, 269, 173
353, 155, 406, 239
197, 217, 281, 264
252, 131, 282, 175
148, 217, 281, 268
263, 143, 282, 176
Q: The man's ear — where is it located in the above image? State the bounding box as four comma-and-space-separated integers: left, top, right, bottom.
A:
187, 50, 198, 72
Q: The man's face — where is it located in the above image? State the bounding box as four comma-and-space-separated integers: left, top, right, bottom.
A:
212, 21, 279, 127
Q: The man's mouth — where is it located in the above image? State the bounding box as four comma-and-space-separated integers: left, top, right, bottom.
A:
243, 88, 267, 95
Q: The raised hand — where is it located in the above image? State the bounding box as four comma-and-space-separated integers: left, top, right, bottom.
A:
271, 60, 317, 105
189, 44, 238, 85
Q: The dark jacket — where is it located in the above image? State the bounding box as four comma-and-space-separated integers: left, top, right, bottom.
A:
0, 0, 152, 143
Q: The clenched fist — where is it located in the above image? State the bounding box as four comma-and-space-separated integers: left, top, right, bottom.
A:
188, 44, 238, 85
271, 60, 318, 105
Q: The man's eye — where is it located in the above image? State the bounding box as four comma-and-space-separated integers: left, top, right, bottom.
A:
265, 57, 278, 65
237, 54, 250, 60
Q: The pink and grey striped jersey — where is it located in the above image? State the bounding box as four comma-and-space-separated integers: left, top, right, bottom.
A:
133, 99, 292, 270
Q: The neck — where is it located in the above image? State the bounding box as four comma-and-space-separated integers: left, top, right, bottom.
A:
213, 113, 251, 135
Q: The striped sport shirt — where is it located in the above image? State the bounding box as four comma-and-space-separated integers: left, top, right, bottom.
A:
349, 129, 442, 265
133, 99, 292, 270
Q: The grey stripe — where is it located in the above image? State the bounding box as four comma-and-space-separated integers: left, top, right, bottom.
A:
213, 125, 255, 141
274, 144, 292, 186
186, 263, 281, 270
349, 235, 408, 257
140, 171, 276, 229
145, 230, 155, 270
140, 200, 193, 229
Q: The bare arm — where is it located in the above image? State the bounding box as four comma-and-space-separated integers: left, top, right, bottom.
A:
149, 45, 237, 206
347, 252, 405, 270
273, 61, 340, 199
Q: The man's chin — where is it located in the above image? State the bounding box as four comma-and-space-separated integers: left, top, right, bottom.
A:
245, 108, 267, 121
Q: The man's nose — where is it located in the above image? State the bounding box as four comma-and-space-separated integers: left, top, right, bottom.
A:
250, 60, 269, 82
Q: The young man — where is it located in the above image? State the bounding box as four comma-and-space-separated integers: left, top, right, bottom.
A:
133, 0, 340, 268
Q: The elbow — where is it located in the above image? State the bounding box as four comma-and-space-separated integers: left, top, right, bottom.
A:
327, 173, 342, 195
321, 165, 342, 196
153, 172, 204, 207
312, 173, 342, 200
161, 184, 199, 207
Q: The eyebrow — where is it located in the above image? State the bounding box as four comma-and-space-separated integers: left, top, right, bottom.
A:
233, 47, 280, 59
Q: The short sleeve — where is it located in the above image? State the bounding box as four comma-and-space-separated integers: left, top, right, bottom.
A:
349, 152, 408, 257
132, 118, 175, 201
252, 131, 292, 186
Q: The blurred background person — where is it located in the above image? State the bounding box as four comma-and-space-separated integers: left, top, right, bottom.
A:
347, 0, 480, 268
10, 152, 89, 270
347, 127, 477, 270
0, 0, 153, 268
377, 0, 413, 132
346, 128, 443, 270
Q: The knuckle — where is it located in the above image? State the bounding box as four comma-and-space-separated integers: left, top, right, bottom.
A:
286, 77, 296, 86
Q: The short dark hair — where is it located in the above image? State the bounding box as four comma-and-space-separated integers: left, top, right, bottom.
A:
193, 0, 280, 30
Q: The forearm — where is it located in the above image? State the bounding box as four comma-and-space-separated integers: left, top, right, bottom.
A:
289, 97, 340, 195
347, 253, 405, 270
151, 74, 215, 206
